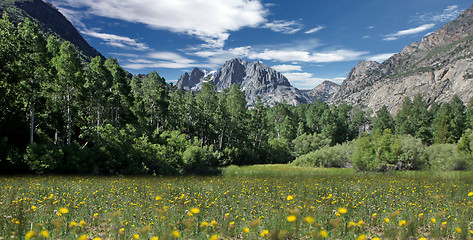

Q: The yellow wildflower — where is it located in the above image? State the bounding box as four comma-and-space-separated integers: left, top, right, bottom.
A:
40, 230, 49, 238
151, 237, 159, 240
319, 230, 328, 238
356, 234, 366, 240
210, 220, 217, 227
338, 207, 347, 214
243, 227, 250, 233
209, 234, 219, 240
69, 221, 78, 228
384, 218, 390, 223
358, 220, 365, 227
399, 220, 406, 226
468, 192, 473, 197
260, 229, 269, 237
59, 207, 69, 214
172, 230, 181, 238
93, 238, 102, 240
456, 227, 461, 233
190, 208, 200, 214
25, 230, 36, 239
348, 221, 356, 228
304, 216, 315, 224
419, 237, 427, 240
200, 221, 209, 228
133, 234, 139, 239
287, 215, 297, 222
77, 235, 87, 240
431, 218, 436, 223
287, 195, 294, 200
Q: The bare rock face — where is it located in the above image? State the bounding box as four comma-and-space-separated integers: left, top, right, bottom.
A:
177, 58, 313, 106
305, 81, 340, 102
329, 4, 473, 114
176, 68, 205, 90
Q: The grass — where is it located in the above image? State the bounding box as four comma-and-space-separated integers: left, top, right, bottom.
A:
1, 165, 473, 239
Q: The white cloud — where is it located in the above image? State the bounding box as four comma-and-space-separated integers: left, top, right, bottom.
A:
148, 52, 195, 64
81, 29, 149, 51
263, 20, 303, 34
418, 5, 462, 23
53, 0, 267, 48
272, 64, 302, 72
187, 44, 369, 72
248, 49, 368, 63
383, 23, 435, 41
282, 72, 344, 89
305, 26, 325, 34
367, 53, 395, 63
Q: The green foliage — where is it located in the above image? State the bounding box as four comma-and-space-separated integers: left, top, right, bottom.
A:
182, 145, 217, 173
267, 138, 293, 164
291, 133, 331, 156
352, 130, 427, 171
426, 144, 472, 171
23, 143, 63, 174
292, 143, 353, 168
373, 105, 395, 132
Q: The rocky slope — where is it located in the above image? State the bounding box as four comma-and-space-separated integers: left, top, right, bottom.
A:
329, 4, 473, 114
176, 58, 313, 106
0, 0, 102, 59
304, 81, 340, 102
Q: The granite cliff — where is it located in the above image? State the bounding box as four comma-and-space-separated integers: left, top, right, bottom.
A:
329, 5, 473, 114
177, 58, 313, 106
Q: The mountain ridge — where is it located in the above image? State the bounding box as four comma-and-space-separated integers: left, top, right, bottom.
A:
328, 4, 473, 113
0, 0, 102, 60
177, 58, 313, 106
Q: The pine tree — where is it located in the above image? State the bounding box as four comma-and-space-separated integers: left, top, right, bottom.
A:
373, 105, 395, 133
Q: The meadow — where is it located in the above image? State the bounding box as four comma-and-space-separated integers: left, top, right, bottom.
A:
1, 165, 473, 239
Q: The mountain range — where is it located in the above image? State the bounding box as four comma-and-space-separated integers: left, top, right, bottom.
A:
3, 0, 473, 112
176, 58, 313, 106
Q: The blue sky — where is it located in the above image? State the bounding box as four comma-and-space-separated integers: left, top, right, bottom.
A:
48, 0, 471, 89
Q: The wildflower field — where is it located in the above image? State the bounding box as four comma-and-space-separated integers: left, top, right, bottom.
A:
2, 165, 473, 239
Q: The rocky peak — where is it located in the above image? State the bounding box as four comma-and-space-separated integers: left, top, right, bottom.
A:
306, 81, 340, 102
177, 58, 313, 106
213, 58, 247, 89
176, 68, 206, 90
331, 60, 380, 103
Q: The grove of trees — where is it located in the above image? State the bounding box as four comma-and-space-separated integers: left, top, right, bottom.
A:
2, 15, 473, 175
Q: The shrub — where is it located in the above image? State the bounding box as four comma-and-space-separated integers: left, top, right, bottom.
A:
182, 145, 217, 173
352, 130, 427, 171
427, 144, 472, 171
23, 143, 63, 174
292, 142, 353, 168
292, 133, 331, 156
